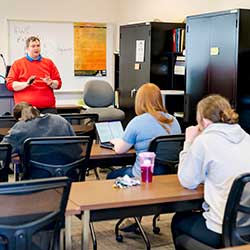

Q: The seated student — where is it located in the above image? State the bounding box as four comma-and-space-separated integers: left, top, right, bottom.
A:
171, 94, 250, 249
1, 102, 78, 163
107, 83, 181, 179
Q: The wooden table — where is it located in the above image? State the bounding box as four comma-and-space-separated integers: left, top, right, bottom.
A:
0, 127, 9, 137
56, 104, 83, 114
69, 174, 204, 249
0, 124, 88, 137
89, 143, 136, 169
65, 200, 81, 250
220, 245, 250, 250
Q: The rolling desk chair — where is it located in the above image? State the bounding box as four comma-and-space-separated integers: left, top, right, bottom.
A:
0, 115, 16, 127
0, 177, 71, 250
175, 173, 250, 249
149, 133, 185, 233
59, 113, 100, 179
149, 134, 185, 175
22, 136, 92, 182
115, 134, 185, 249
0, 143, 12, 182
0, 116, 16, 140
82, 80, 125, 122
60, 113, 98, 138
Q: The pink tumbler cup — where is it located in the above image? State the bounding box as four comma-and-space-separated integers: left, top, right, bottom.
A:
139, 152, 156, 183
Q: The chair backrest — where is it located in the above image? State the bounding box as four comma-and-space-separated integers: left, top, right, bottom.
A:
0, 143, 12, 182
22, 136, 92, 182
148, 134, 185, 175
222, 173, 250, 247
83, 80, 114, 107
0, 115, 16, 128
60, 113, 98, 138
0, 177, 71, 250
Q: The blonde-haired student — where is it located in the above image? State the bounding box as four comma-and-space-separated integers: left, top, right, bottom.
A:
171, 94, 250, 249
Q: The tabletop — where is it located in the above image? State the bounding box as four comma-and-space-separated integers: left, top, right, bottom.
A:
90, 143, 135, 159
220, 245, 250, 250
69, 175, 204, 211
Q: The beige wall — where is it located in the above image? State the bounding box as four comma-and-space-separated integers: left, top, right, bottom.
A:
117, 0, 213, 24
116, 0, 250, 24
1, 0, 118, 22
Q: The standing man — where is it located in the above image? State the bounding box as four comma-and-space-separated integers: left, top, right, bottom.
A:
6, 36, 62, 114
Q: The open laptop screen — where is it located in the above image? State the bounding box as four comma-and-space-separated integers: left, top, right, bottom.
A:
95, 121, 124, 143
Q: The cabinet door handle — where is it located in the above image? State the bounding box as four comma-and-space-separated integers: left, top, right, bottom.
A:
130, 88, 137, 98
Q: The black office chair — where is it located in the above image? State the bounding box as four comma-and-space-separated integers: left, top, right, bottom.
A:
0, 176, 71, 250
0, 115, 16, 140
149, 133, 185, 176
149, 133, 185, 234
22, 136, 92, 182
175, 172, 250, 249
115, 134, 185, 249
0, 115, 16, 127
60, 113, 98, 138
0, 143, 12, 182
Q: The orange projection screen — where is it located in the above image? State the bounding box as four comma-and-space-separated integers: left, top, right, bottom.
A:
74, 22, 106, 76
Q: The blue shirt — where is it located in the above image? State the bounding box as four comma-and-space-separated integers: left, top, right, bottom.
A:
123, 112, 181, 177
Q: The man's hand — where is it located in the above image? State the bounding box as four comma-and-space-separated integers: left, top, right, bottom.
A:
27, 75, 36, 85
40, 75, 53, 86
40, 75, 58, 88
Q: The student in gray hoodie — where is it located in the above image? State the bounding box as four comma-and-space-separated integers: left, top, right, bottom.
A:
171, 94, 250, 249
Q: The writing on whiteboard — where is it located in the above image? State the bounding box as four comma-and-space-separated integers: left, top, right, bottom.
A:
13, 24, 73, 57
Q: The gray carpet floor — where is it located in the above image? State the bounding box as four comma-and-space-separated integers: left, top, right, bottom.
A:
71, 214, 175, 250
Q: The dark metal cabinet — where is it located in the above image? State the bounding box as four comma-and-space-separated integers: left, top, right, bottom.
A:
119, 22, 185, 124
185, 9, 250, 132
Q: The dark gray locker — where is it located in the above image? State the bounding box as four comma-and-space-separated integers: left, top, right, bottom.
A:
185, 9, 250, 133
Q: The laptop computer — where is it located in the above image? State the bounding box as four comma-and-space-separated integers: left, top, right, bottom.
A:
95, 121, 124, 149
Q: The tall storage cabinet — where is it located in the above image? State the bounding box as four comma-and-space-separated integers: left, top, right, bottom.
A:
119, 22, 185, 124
185, 9, 250, 132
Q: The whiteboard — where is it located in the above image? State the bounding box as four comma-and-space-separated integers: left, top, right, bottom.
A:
8, 20, 114, 92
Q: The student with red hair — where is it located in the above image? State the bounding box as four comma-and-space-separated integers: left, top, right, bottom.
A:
107, 82, 181, 179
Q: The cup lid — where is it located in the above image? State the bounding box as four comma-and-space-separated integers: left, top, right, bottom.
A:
139, 152, 156, 158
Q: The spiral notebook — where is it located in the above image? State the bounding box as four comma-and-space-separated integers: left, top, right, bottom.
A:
95, 121, 124, 149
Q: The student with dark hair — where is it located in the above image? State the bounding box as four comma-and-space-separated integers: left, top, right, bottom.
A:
6, 36, 62, 114
107, 83, 181, 179
12, 101, 39, 121
1, 102, 75, 158
171, 94, 250, 249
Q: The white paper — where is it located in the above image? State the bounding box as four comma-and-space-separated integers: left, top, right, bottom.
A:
174, 65, 185, 75
135, 40, 145, 62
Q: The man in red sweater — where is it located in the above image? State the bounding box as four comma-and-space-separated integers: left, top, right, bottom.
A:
6, 36, 62, 114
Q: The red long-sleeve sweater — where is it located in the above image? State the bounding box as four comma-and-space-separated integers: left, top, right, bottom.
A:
6, 57, 62, 108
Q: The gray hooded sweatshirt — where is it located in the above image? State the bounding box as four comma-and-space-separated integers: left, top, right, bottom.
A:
178, 123, 250, 234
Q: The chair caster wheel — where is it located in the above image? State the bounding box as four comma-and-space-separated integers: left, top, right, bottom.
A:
116, 234, 123, 242
134, 227, 140, 235
153, 227, 160, 234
